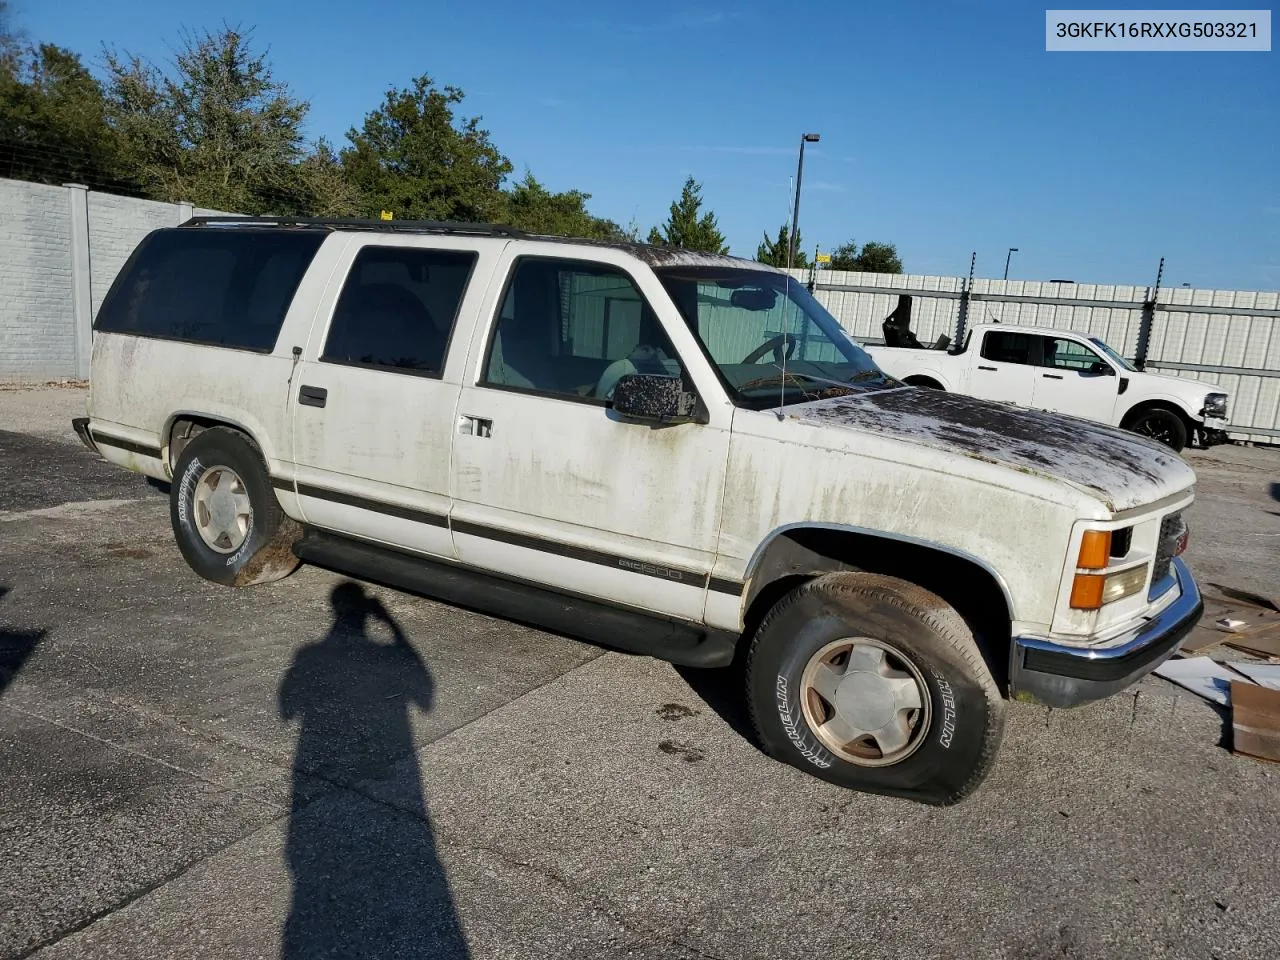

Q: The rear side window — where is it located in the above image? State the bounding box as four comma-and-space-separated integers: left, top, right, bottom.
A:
94, 228, 325, 352
981, 331, 1039, 365
321, 246, 477, 377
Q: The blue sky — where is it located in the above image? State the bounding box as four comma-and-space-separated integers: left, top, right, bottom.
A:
14, 0, 1279, 289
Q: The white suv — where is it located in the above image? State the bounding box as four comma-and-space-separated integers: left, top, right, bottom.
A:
74, 217, 1204, 805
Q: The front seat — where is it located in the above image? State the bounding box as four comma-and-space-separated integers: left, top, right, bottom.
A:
334, 283, 440, 371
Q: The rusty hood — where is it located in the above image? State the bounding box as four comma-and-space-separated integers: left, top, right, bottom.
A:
787, 387, 1195, 513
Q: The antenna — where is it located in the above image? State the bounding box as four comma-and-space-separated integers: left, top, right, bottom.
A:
778, 177, 798, 419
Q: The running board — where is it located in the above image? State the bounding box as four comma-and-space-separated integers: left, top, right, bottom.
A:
292, 530, 737, 668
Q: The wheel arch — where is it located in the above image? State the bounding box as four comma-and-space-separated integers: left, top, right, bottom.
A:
163, 411, 272, 472
1119, 397, 1199, 431
739, 524, 1015, 692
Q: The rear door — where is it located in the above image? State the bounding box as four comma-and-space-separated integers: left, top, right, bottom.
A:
285, 236, 501, 558
1032, 335, 1121, 424
969, 330, 1039, 406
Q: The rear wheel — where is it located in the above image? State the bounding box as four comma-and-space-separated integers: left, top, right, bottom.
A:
746, 572, 1005, 805
170, 427, 301, 586
1124, 408, 1187, 451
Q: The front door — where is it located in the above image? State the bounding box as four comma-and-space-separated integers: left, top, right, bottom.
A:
970, 330, 1038, 406
287, 238, 495, 558
449, 249, 732, 623
1032, 335, 1121, 424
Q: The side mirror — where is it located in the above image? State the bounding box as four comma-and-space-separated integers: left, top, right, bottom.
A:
611, 373, 704, 425
1090, 361, 1115, 376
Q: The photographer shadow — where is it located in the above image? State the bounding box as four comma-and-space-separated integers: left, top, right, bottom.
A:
278, 581, 469, 959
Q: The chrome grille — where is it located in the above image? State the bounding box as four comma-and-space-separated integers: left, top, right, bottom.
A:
1153, 512, 1186, 583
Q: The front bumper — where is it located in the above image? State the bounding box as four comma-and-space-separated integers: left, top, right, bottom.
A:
1196, 424, 1231, 448
1010, 557, 1202, 708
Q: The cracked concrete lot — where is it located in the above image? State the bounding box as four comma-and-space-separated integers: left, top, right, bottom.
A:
2, 386, 1279, 960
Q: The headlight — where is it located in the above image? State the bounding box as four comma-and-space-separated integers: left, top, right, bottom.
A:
1068, 528, 1147, 610
1070, 566, 1148, 610
1203, 393, 1228, 419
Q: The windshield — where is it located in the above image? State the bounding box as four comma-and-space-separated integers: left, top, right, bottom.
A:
1089, 336, 1137, 372
655, 267, 895, 408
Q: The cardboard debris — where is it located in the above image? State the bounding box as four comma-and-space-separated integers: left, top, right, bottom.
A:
1230, 680, 1280, 764
1221, 627, 1280, 660
1228, 662, 1280, 692
1153, 657, 1248, 706
1180, 585, 1280, 656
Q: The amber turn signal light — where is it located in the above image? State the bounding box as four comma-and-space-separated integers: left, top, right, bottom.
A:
1070, 574, 1106, 609
1077, 530, 1112, 570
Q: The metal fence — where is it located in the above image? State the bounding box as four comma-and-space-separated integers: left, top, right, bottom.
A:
787, 269, 1280, 445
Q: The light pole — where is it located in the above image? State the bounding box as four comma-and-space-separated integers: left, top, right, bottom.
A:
788, 133, 820, 270
1003, 247, 1019, 281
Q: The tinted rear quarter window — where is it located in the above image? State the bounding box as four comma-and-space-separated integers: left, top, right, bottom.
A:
94, 228, 326, 352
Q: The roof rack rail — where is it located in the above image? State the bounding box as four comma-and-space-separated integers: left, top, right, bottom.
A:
180, 215, 528, 238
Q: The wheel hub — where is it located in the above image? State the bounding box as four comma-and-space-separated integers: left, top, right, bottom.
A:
800, 637, 932, 767
192, 465, 252, 554
835, 671, 897, 732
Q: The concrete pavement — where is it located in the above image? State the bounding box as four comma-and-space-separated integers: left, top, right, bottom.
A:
2, 390, 1279, 960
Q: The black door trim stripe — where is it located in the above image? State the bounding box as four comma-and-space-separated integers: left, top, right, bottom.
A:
453, 518, 711, 588
708, 576, 745, 596
91, 431, 163, 460
271, 476, 745, 596
276, 477, 448, 528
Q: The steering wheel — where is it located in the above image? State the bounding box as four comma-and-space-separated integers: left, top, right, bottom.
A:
741, 332, 797, 365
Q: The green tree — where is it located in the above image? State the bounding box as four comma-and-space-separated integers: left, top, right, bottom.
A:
501, 171, 623, 239
296, 137, 359, 217
854, 241, 903, 273
0, 42, 126, 188
647, 176, 728, 253
756, 223, 808, 268
827, 238, 903, 274
104, 26, 309, 212
341, 74, 512, 221
828, 241, 860, 271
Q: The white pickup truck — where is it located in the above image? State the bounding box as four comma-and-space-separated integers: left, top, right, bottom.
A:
73, 218, 1203, 805
864, 322, 1231, 452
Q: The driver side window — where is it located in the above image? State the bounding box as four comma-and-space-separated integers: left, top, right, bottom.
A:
482, 258, 684, 402
1042, 337, 1104, 371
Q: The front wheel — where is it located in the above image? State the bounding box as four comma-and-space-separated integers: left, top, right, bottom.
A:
1124, 408, 1187, 452
746, 572, 1005, 805
170, 427, 301, 587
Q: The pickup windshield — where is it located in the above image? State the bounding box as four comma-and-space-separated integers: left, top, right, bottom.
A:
1089, 337, 1137, 372
655, 266, 894, 409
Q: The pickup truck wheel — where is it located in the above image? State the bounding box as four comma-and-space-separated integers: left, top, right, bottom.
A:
746, 572, 1004, 805
1124, 408, 1187, 452
170, 427, 301, 587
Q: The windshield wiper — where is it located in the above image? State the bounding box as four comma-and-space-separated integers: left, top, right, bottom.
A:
737, 372, 825, 393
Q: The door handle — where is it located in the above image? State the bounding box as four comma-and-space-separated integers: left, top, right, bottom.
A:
1041, 373, 1063, 380
459, 415, 492, 438
977, 365, 997, 372
298, 385, 327, 408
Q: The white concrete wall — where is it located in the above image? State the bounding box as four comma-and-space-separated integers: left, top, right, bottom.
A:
0, 180, 77, 380
0, 179, 225, 381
